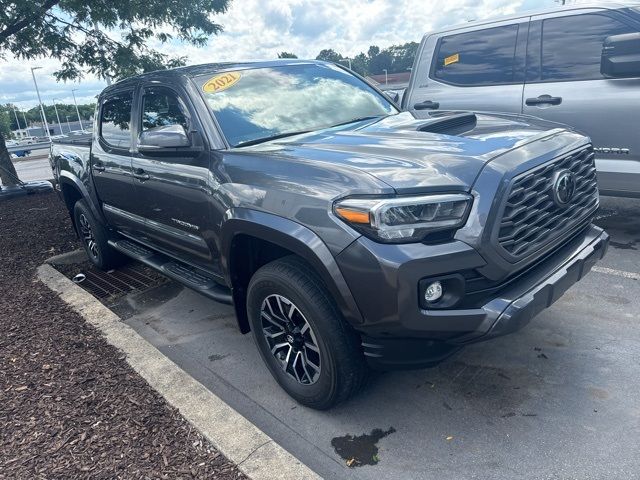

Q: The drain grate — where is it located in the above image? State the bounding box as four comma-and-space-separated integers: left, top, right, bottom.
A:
54, 260, 169, 301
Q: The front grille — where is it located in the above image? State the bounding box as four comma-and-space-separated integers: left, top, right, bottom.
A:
497, 146, 598, 259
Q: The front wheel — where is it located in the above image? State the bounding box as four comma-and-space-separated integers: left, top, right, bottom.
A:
247, 256, 368, 410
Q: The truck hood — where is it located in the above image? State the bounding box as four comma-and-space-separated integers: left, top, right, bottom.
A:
244, 111, 569, 194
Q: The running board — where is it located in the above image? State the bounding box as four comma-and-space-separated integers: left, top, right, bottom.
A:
108, 239, 233, 305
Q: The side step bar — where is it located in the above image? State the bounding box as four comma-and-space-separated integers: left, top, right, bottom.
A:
108, 239, 233, 305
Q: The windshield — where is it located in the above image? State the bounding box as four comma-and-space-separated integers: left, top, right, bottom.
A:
195, 63, 398, 147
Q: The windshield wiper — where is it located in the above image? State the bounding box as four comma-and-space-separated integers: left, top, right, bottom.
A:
329, 115, 387, 128
235, 130, 313, 148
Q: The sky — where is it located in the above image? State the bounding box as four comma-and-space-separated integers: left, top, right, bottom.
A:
0, 0, 547, 110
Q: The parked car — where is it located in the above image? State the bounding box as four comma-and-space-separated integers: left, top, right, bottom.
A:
6, 140, 32, 157
50, 60, 609, 409
402, 2, 640, 198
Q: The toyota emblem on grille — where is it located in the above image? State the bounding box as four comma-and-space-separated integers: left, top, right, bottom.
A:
552, 169, 576, 206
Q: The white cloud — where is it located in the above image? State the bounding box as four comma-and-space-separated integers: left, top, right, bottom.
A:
0, 0, 546, 109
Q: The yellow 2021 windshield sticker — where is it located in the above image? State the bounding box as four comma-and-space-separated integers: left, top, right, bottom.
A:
444, 53, 459, 66
203, 72, 242, 93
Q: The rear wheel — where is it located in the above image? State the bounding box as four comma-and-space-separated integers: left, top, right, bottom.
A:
247, 256, 368, 409
73, 200, 126, 270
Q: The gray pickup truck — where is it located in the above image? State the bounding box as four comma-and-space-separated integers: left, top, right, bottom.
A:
50, 60, 609, 409
402, 2, 640, 198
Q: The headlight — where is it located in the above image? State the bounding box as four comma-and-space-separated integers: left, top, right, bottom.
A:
334, 193, 472, 243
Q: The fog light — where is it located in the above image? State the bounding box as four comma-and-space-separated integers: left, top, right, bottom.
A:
424, 281, 443, 303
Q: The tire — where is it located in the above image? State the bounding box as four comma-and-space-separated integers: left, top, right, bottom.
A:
247, 256, 368, 409
73, 199, 126, 270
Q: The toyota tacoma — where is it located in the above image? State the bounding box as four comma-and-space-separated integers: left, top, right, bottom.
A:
50, 60, 609, 409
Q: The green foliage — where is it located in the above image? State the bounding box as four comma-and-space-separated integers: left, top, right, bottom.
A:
351, 53, 369, 76
386, 42, 419, 73
0, 0, 230, 185
0, 109, 11, 138
316, 48, 343, 63
0, 0, 231, 82
1, 103, 96, 132
314, 42, 419, 76
278, 51, 298, 59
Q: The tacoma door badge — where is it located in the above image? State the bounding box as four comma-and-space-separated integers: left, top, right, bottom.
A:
171, 218, 200, 231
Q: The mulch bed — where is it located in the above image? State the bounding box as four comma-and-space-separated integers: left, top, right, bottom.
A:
0, 192, 247, 479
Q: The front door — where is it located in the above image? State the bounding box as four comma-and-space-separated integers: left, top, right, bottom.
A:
129, 85, 219, 271
522, 10, 640, 196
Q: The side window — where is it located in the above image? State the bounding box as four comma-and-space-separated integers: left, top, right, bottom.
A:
539, 13, 636, 81
432, 24, 520, 86
141, 88, 190, 133
100, 92, 133, 149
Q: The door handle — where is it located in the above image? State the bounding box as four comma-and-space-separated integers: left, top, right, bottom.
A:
525, 95, 562, 106
132, 168, 150, 181
414, 100, 440, 110
92, 162, 105, 173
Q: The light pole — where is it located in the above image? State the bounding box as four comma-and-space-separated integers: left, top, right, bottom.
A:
30, 66, 51, 140
52, 98, 64, 135
339, 58, 352, 70
383, 69, 388, 85
11, 105, 21, 138
65, 115, 72, 133
71, 89, 85, 133
21, 110, 28, 136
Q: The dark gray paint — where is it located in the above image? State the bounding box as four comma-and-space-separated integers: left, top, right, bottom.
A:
50, 60, 608, 367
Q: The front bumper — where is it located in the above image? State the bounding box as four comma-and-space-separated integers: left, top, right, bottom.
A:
336, 225, 609, 369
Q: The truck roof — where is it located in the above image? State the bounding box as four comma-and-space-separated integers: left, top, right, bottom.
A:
102, 59, 325, 95
425, 1, 639, 36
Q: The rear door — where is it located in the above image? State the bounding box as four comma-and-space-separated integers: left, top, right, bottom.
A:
406, 19, 528, 116
523, 8, 640, 196
91, 89, 141, 236
129, 84, 219, 271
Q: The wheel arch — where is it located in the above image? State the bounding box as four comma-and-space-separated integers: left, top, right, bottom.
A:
221, 208, 364, 334
58, 171, 106, 228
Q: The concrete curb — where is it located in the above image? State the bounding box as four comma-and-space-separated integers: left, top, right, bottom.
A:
37, 263, 321, 480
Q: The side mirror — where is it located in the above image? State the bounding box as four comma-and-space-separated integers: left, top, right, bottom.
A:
386, 91, 400, 103
601, 32, 640, 78
139, 124, 191, 150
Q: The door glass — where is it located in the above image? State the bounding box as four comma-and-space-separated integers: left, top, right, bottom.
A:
432, 24, 520, 86
539, 13, 636, 82
142, 89, 189, 132
100, 93, 133, 149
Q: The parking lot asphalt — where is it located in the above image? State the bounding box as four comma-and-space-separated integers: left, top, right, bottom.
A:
11, 151, 51, 183
111, 196, 640, 480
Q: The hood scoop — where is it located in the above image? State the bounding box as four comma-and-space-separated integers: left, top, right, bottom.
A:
416, 112, 477, 135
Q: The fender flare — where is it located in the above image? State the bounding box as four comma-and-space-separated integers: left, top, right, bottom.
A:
220, 208, 364, 329
58, 171, 107, 225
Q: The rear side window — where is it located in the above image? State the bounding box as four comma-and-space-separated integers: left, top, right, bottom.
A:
536, 13, 637, 82
100, 92, 133, 149
142, 88, 190, 132
432, 24, 520, 86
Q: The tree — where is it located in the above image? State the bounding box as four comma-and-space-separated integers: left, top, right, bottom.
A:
0, 0, 230, 187
387, 42, 419, 73
277, 52, 298, 59
351, 53, 369, 76
367, 46, 380, 59
367, 45, 393, 75
316, 49, 342, 63
0, 109, 11, 139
